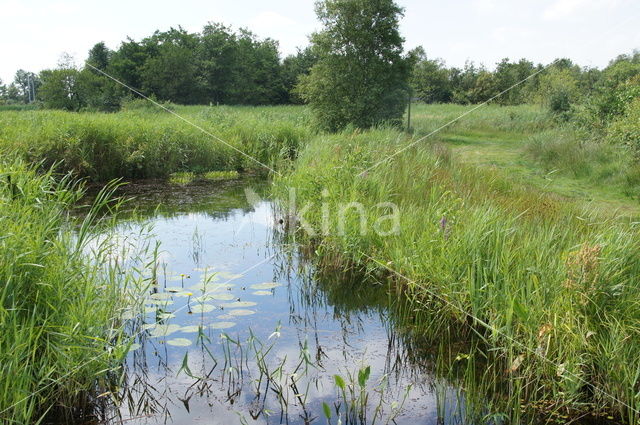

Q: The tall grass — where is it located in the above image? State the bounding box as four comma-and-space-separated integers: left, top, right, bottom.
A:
0, 159, 140, 424
0, 104, 313, 181
275, 126, 640, 423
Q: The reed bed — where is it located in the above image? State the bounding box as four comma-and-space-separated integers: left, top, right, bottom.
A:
0, 158, 143, 424
275, 124, 640, 423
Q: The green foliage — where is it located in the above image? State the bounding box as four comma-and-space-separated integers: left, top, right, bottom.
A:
607, 97, 640, 158
298, 0, 411, 131
537, 67, 580, 116
275, 119, 640, 422
0, 159, 138, 423
38, 68, 83, 110
409, 47, 452, 103
0, 105, 312, 181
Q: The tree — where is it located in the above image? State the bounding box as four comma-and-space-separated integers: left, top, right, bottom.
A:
282, 47, 317, 103
13, 69, 40, 103
410, 47, 452, 103
298, 0, 412, 131
0, 79, 6, 102
140, 28, 202, 104
38, 68, 83, 110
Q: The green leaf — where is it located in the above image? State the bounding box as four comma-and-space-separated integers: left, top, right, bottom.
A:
334, 374, 346, 390
322, 401, 332, 419
358, 365, 371, 387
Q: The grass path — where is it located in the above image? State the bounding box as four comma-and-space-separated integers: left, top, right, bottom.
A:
435, 127, 640, 217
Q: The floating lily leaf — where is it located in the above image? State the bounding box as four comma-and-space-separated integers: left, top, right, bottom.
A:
250, 282, 282, 290
227, 309, 255, 316
190, 282, 235, 292
195, 293, 234, 302
191, 304, 215, 313
128, 343, 142, 351
150, 324, 181, 337
216, 271, 244, 280
158, 312, 176, 320
149, 292, 172, 300
180, 325, 202, 333
217, 314, 235, 320
252, 290, 272, 296
210, 321, 237, 329
221, 301, 257, 308
165, 286, 184, 293
147, 299, 174, 306
167, 338, 193, 347
173, 291, 194, 298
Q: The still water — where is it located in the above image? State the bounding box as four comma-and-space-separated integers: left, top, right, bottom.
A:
100, 178, 466, 425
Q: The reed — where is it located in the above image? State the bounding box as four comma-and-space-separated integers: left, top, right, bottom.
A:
0, 158, 142, 424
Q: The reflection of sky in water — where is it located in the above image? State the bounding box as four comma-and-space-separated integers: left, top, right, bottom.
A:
104, 181, 467, 425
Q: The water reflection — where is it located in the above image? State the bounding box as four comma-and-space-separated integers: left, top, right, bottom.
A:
95, 179, 467, 425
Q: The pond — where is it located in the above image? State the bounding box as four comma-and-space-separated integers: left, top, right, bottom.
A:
97, 178, 468, 425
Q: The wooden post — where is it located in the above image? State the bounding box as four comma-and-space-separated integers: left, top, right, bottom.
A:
407, 92, 411, 132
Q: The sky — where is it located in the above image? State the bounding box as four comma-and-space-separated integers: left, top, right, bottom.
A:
1, 0, 639, 84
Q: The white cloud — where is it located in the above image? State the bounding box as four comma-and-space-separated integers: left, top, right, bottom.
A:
543, 0, 621, 20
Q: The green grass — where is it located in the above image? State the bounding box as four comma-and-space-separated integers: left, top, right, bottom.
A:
0, 104, 313, 182
0, 159, 141, 424
275, 117, 640, 423
408, 103, 640, 216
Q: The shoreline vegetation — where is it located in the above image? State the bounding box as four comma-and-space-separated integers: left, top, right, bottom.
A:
0, 159, 148, 424
1, 101, 639, 423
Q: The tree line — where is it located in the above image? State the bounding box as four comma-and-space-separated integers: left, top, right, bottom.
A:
0, 24, 317, 111
1, 3, 639, 133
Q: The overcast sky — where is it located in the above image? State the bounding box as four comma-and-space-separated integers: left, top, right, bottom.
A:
1, 0, 639, 84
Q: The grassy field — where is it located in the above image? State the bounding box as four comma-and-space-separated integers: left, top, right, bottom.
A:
0, 159, 144, 424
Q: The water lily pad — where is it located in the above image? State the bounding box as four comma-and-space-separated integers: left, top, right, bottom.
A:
221, 301, 257, 308
191, 282, 235, 292
210, 321, 237, 329
252, 290, 272, 296
195, 293, 234, 302
173, 291, 194, 298
227, 309, 255, 316
147, 299, 174, 306
216, 271, 244, 280
217, 314, 235, 320
250, 282, 282, 290
149, 292, 172, 300
190, 304, 215, 313
165, 286, 184, 293
128, 343, 142, 351
158, 312, 176, 319
180, 325, 202, 333
150, 324, 181, 337
167, 338, 193, 347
